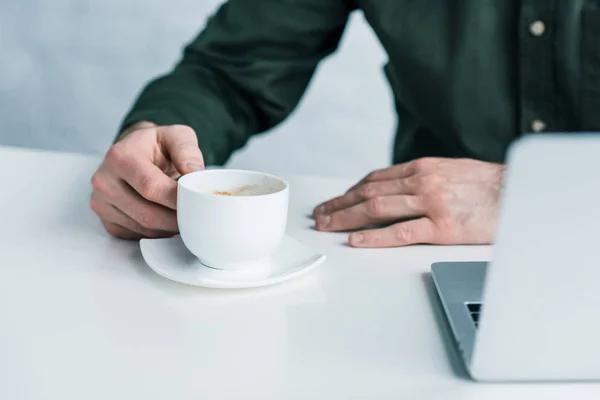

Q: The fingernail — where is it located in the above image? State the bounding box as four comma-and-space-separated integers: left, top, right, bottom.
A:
186, 162, 204, 172
315, 204, 326, 215
351, 232, 364, 245
317, 214, 331, 229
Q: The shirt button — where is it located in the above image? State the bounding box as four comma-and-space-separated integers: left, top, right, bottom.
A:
529, 20, 546, 36
531, 119, 546, 132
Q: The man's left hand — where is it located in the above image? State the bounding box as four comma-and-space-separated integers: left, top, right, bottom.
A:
312, 157, 504, 248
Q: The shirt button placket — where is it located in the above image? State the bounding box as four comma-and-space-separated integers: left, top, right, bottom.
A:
529, 20, 547, 133
521, 10, 553, 134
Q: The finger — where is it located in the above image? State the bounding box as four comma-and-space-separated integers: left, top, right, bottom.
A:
110, 205, 175, 238
92, 195, 176, 238
347, 161, 419, 193
101, 221, 144, 240
315, 195, 423, 232
314, 179, 416, 217
118, 158, 178, 210
348, 217, 437, 248
158, 125, 205, 175
91, 172, 178, 231
108, 181, 178, 232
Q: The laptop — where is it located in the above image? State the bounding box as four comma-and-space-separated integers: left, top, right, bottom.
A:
431, 133, 600, 382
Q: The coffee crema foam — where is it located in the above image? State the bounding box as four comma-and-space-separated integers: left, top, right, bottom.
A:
212, 184, 274, 196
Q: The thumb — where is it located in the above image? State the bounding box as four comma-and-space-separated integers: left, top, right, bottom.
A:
158, 125, 205, 175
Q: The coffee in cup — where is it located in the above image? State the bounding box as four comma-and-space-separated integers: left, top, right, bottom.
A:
177, 169, 289, 270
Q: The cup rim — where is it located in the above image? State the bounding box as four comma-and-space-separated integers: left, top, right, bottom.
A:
177, 169, 289, 198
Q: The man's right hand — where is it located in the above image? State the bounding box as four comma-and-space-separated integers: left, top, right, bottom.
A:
90, 123, 205, 239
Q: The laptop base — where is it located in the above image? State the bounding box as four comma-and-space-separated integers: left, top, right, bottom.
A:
431, 262, 488, 369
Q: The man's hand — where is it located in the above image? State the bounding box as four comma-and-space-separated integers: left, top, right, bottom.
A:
312, 158, 504, 248
90, 123, 205, 239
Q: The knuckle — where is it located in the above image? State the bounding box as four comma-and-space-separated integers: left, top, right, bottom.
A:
425, 188, 454, 207
413, 157, 440, 172
423, 174, 441, 186
410, 175, 426, 189
432, 188, 454, 204
404, 195, 422, 211
90, 173, 109, 195
412, 158, 428, 171
394, 225, 413, 243
416, 157, 435, 167
366, 196, 386, 216
138, 210, 161, 230
364, 170, 380, 182
105, 144, 127, 165
358, 183, 377, 199
415, 174, 443, 190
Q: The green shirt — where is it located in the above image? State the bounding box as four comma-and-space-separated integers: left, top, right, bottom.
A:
120, 0, 600, 166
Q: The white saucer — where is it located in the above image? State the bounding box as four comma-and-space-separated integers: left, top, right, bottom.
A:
140, 235, 326, 289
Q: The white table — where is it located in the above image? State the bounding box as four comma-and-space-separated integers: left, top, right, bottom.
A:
1, 145, 598, 400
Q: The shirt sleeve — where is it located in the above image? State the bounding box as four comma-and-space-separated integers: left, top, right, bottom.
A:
119, 0, 354, 165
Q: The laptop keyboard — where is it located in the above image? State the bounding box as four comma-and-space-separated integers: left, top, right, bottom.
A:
466, 302, 483, 328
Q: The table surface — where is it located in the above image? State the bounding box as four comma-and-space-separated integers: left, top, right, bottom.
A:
1, 145, 599, 399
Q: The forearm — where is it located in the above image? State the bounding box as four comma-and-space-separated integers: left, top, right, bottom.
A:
119, 63, 260, 165
118, 0, 352, 165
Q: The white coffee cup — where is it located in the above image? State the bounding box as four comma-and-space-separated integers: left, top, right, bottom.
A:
177, 169, 289, 270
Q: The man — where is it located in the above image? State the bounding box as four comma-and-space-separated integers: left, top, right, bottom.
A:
90, 0, 600, 247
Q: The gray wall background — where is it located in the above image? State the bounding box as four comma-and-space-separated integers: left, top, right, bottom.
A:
0, 0, 395, 178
